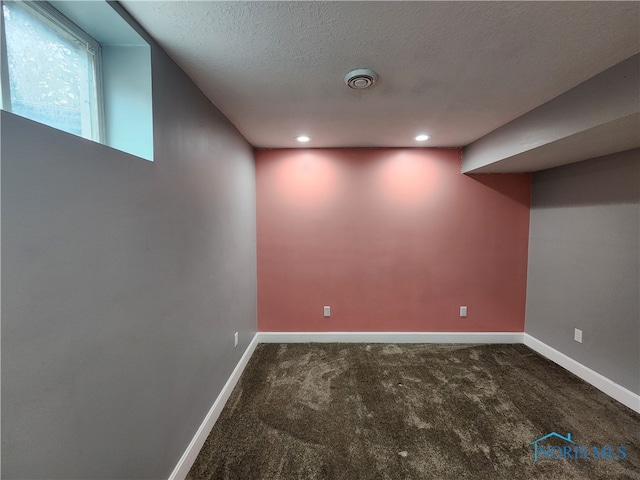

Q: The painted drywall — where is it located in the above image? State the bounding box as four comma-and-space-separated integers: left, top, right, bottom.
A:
462, 54, 640, 173
256, 148, 530, 332
102, 45, 154, 160
1, 8, 257, 479
525, 149, 639, 395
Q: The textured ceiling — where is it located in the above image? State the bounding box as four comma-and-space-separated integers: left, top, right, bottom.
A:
120, 1, 640, 149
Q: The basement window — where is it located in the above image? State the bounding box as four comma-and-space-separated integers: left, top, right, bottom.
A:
1, 0, 154, 161
1, 0, 103, 140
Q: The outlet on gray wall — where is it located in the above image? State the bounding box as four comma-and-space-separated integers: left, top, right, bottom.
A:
1, 10, 257, 477
525, 148, 639, 395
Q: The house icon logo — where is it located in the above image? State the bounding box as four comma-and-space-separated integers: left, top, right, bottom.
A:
529, 432, 627, 462
529, 432, 575, 462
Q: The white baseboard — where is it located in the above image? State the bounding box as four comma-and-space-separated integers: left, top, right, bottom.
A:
524, 333, 640, 414
168, 334, 259, 480
169, 330, 639, 479
257, 331, 524, 344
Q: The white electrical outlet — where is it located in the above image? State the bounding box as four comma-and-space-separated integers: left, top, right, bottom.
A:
323, 306, 331, 317
460, 306, 468, 317
574, 328, 582, 343
234, 331, 239, 348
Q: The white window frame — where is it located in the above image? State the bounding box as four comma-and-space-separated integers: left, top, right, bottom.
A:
0, 0, 105, 142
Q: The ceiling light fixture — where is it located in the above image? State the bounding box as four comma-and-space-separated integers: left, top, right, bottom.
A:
344, 68, 378, 90
415, 134, 430, 141
296, 135, 311, 143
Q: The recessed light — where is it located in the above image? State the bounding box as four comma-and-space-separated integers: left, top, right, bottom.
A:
415, 134, 430, 141
296, 135, 311, 143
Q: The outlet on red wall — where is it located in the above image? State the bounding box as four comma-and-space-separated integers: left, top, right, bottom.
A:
256, 148, 530, 332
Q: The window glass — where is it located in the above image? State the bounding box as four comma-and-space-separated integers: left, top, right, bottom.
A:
2, 1, 100, 140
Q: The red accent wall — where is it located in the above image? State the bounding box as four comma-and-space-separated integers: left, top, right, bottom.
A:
256, 148, 530, 332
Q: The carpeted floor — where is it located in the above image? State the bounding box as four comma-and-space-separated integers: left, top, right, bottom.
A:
187, 343, 640, 480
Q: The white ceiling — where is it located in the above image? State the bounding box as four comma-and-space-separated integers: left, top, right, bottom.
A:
120, 1, 639, 151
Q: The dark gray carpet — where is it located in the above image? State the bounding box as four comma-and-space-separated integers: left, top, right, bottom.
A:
187, 344, 640, 479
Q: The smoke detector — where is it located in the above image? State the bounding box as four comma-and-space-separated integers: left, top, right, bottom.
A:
344, 68, 378, 89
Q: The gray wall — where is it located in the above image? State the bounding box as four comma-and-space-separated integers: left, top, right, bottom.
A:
462, 54, 640, 174
1, 10, 257, 479
525, 149, 639, 395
